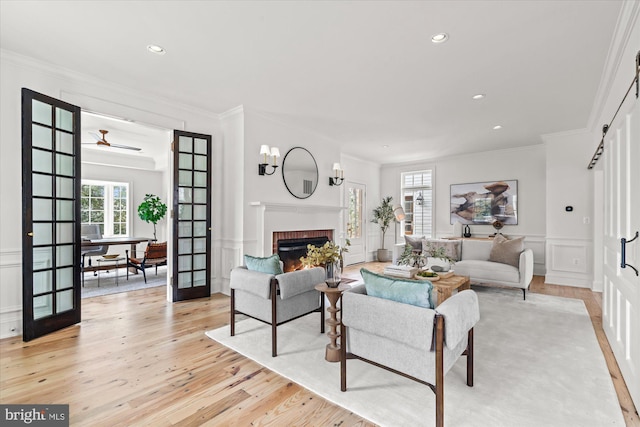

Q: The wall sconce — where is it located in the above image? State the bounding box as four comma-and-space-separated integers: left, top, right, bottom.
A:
258, 145, 280, 176
329, 163, 344, 186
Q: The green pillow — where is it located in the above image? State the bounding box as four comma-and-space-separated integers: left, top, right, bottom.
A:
361, 268, 434, 309
244, 254, 284, 275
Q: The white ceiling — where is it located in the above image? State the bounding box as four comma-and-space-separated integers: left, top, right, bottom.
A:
0, 1, 624, 164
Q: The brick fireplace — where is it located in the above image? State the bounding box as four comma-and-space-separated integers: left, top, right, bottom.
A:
273, 229, 334, 272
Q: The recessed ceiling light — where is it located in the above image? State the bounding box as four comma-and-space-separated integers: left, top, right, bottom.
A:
147, 44, 166, 55
472, 94, 486, 100
493, 125, 503, 130
383, 145, 389, 148
431, 33, 449, 43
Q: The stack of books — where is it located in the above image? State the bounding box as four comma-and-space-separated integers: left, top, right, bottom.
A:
383, 265, 419, 278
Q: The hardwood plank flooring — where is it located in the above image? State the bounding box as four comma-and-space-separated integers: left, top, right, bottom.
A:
1, 264, 638, 426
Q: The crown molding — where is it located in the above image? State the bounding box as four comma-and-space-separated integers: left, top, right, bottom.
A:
219, 105, 245, 120
586, 0, 640, 132
1, 49, 221, 120
381, 143, 543, 168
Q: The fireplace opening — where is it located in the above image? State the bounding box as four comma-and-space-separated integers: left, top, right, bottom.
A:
278, 236, 330, 272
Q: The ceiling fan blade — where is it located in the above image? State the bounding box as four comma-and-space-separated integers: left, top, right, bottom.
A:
108, 143, 142, 151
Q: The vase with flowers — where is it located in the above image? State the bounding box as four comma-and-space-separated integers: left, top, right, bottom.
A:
300, 240, 350, 287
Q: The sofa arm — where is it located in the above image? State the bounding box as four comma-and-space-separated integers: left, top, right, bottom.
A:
230, 267, 274, 299
519, 248, 534, 289
342, 285, 435, 352
435, 290, 479, 349
275, 267, 324, 299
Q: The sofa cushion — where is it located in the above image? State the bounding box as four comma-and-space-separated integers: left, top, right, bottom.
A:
404, 235, 425, 251
244, 254, 284, 275
422, 238, 461, 262
454, 259, 520, 283
361, 268, 434, 309
489, 234, 524, 267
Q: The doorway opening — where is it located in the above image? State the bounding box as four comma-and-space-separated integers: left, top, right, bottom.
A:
80, 110, 172, 298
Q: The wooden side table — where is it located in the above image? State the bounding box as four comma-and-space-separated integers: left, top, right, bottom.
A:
315, 283, 347, 362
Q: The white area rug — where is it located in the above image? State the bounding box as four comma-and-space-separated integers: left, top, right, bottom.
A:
206, 286, 623, 426
81, 266, 167, 298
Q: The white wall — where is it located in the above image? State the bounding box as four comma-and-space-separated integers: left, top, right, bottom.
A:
242, 109, 343, 252
543, 130, 595, 288
0, 51, 222, 338
381, 145, 547, 274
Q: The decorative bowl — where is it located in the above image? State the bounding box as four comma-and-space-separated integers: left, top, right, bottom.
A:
415, 271, 440, 281
103, 254, 120, 259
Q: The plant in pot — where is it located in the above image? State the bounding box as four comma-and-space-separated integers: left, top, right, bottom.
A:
137, 193, 167, 241
423, 241, 457, 272
397, 244, 426, 267
300, 240, 349, 287
371, 196, 396, 262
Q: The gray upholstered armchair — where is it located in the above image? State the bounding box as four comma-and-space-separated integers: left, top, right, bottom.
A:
230, 266, 325, 357
340, 285, 480, 427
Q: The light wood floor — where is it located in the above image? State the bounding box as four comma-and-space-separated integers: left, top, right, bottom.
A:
1, 264, 638, 426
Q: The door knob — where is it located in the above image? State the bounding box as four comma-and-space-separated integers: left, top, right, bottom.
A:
27, 232, 34, 237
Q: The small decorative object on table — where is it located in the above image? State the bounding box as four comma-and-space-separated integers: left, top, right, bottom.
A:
300, 240, 350, 288
415, 270, 440, 281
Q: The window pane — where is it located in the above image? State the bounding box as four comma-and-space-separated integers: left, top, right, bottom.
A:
401, 170, 433, 238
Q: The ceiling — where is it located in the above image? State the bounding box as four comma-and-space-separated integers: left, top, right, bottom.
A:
0, 1, 625, 164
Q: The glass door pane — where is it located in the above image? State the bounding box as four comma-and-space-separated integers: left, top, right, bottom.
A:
22, 89, 81, 341
172, 131, 211, 301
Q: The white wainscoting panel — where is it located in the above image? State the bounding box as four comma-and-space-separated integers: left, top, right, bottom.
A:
545, 238, 593, 288
1, 249, 23, 339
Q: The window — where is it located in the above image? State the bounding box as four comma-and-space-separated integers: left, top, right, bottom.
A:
401, 170, 433, 238
81, 180, 130, 237
347, 186, 363, 239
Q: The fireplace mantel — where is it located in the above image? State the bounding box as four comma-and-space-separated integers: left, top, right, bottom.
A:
250, 202, 345, 257
250, 201, 346, 213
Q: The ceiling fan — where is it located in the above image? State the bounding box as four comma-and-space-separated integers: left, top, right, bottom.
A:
83, 129, 142, 151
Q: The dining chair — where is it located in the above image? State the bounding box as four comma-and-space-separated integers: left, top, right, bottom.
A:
125, 242, 167, 283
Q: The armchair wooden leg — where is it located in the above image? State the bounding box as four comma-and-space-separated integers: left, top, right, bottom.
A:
230, 289, 235, 337
467, 328, 474, 387
271, 279, 278, 357
340, 322, 347, 392
320, 293, 325, 334
435, 315, 444, 427
523, 289, 526, 300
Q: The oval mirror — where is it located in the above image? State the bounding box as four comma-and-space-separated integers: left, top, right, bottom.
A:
282, 147, 318, 199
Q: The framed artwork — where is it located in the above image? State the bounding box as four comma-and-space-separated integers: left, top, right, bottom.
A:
450, 180, 518, 225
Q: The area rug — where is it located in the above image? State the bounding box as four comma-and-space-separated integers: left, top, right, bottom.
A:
206, 287, 623, 426
81, 266, 167, 298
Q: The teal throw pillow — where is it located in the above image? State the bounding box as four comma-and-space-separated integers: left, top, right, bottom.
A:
244, 254, 284, 275
361, 268, 434, 309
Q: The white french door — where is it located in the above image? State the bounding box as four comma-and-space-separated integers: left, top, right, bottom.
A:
602, 89, 640, 408
344, 182, 366, 265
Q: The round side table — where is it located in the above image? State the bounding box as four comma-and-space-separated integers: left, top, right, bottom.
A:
315, 283, 348, 362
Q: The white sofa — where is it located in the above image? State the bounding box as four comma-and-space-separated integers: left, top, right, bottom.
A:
394, 237, 534, 299
452, 239, 534, 299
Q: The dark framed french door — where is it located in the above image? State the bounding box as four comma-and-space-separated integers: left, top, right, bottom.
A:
21, 88, 81, 341
172, 130, 212, 301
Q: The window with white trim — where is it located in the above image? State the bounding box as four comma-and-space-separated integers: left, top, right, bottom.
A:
401, 170, 433, 238
81, 180, 130, 237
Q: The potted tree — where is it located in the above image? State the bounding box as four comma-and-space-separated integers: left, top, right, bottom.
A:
371, 196, 396, 262
137, 193, 167, 241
